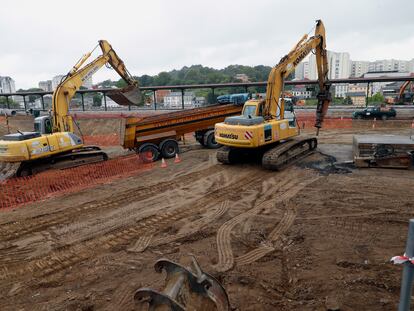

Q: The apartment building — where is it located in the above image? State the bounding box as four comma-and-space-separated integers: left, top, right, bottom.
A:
38, 80, 53, 92
0, 76, 16, 94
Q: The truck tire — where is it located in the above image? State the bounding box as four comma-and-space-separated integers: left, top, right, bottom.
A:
159, 139, 179, 158
138, 143, 160, 163
381, 115, 388, 121
195, 130, 206, 146
204, 130, 221, 149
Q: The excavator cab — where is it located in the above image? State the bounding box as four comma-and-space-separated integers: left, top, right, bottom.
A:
34, 116, 53, 134
224, 100, 265, 126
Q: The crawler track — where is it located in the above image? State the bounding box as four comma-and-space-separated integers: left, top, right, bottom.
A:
0, 162, 20, 180
262, 137, 317, 170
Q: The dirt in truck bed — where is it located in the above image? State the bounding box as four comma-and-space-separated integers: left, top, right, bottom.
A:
0, 126, 414, 310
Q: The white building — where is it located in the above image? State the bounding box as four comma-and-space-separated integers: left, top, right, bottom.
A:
234, 74, 249, 82
291, 86, 312, 99
329, 52, 351, 80
308, 51, 351, 80
368, 59, 409, 72
308, 51, 351, 98
409, 59, 414, 73
0, 76, 16, 94
163, 92, 196, 109
294, 61, 309, 80
351, 61, 370, 77
334, 84, 349, 98
351, 58, 414, 76
38, 80, 53, 92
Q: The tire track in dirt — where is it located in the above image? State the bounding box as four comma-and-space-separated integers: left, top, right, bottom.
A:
127, 200, 229, 253
237, 202, 296, 266
213, 172, 298, 272
103, 278, 138, 311
0, 165, 224, 241
0, 170, 266, 281
296, 209, 396, 221
214, 174, 320, 272
52, 168, 240, 248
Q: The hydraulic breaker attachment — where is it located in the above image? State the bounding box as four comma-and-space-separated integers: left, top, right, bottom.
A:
315, 89, 332, 135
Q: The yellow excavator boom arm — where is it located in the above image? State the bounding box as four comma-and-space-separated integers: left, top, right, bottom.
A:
52, 40, 138, 133
264, 20, 330, 130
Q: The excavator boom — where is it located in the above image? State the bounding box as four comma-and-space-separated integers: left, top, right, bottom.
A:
264, 20, 330, 129
52, 40, 141, 133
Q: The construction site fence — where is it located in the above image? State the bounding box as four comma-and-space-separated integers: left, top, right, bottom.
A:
0, 154, 153, 210
297, 118, 413, 130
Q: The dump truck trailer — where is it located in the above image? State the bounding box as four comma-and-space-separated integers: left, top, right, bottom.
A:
120, 104, 243, 162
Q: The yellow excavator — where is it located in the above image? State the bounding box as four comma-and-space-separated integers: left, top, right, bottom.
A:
215, 20, 331, 169
0, 40, 141, 179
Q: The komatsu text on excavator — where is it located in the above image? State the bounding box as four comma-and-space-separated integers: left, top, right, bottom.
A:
0, 40, 141, 179
215, 20, 331, 170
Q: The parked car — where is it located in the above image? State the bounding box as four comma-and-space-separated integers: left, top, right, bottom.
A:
0, 108, 17, 116
352, 106, 396, 120
217, 93, 251, 105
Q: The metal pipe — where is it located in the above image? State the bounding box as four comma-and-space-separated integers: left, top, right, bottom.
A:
81, 93, 85, 111
103, 92, 107, 111
398, 219, 414, 311
365, 82, 369, 107
153, 90, 157, 110
23, 95, 27, 111
181, 89, 185, 110
41, 95, 45, 110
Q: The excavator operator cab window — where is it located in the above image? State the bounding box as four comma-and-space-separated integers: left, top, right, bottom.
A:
44, 119, 52, 134
243, 105, 257, 118
258, 102, 264, 116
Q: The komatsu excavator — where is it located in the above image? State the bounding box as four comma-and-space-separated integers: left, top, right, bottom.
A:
215, 20, 331, 170
0, 40, 141, 179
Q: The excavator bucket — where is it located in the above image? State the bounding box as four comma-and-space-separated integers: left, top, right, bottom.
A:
107, 85, 142, 106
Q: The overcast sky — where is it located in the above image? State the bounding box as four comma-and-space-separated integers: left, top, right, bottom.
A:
0, 0, 413, 89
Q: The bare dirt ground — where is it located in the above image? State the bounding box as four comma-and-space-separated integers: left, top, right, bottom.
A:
1, 124, 414, 310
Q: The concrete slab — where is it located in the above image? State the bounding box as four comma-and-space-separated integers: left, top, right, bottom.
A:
317, 144, 353, 163
353, 134, 414, 145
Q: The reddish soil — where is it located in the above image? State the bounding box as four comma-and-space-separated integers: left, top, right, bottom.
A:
0, 117, 413, 310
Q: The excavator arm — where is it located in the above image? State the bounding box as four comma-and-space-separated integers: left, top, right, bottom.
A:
398, 81, 412, 99
52, 40, 140, 133
264, 20, 330, 133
